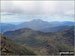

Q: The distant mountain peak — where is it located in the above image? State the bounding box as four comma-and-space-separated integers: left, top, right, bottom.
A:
31, 19, 43, 22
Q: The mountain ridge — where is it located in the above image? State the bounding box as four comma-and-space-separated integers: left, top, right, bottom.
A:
0, 34, 38, 55
1, 19, 74, 33
40, 25, 74, 32
3, 27, 74, 54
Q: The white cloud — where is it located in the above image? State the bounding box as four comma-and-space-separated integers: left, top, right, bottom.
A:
1, 1, 74, 22
1, 1, 74, 16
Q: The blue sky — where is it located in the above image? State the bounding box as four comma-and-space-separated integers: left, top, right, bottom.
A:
1, 1, 74, 23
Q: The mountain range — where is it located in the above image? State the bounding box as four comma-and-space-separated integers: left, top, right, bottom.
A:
40, 26, 74, 32
3, 27, 74, 55
0, 19, 74, 33
0, 19, 74, 55
0, 23, 16, 33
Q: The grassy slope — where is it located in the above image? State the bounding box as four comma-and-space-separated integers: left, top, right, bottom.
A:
0, 34, 38, 55
3, 28, 74, 54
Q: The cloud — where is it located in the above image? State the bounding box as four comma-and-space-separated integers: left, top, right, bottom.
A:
1, 1, 74, 22
1, 1, 74, 16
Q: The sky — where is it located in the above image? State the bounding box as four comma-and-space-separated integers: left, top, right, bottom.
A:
1, 1, 74, 23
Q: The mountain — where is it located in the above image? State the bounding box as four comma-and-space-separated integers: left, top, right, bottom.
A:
61, 21, 74, 25
50, 21, 74, 26
0, 23, 16, 33
3, 28, 74, 55
40, 26, 74, 32
0, 34, 37, 55
17, 19, 51, 30
1, 20, 74, 33
18, 20, 74, 30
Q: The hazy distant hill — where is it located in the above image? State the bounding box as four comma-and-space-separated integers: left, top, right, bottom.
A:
0, 23, 16, 33
17, 20, 74, 30
0, 34, 37, 55
3, 28, 74, 54
17, 19, 51, 30
50, 21, 74, 26
1, 20, 74, 33
40, 26, 74, 32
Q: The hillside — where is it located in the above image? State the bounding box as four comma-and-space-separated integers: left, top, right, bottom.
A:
1, 20, 74, 33
16, 19, 51, 30
3, 28, 74, 55
40, 26, 74, 32
0, 23, 16, 33
0, 34, 37, 55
